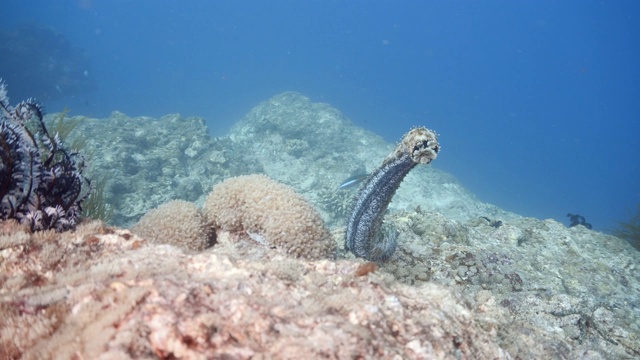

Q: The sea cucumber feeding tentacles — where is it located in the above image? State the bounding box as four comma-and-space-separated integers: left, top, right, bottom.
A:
345, 127, 440, 261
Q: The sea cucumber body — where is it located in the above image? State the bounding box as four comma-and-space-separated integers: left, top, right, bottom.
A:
346, 153, 414, 260
345, 127, 439, 261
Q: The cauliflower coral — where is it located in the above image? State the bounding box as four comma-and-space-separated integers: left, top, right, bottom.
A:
204, 174, 335, 260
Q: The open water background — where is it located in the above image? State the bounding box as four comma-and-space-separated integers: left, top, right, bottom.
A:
3, 0, 639, 232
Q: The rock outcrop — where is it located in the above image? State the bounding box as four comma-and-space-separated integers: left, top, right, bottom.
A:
3, 92, 635, 358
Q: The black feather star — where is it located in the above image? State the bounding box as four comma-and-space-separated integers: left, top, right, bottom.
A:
0, 79, 91, 232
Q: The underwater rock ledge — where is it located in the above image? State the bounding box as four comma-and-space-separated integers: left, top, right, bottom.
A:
0, 220, 508, 359
1, 212, 638, 358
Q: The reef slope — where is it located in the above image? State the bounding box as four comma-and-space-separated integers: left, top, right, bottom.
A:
1, 92, 636, 358
69, 92, 511, 228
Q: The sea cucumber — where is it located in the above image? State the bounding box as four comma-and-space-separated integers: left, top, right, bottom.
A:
345, 127, 439, 261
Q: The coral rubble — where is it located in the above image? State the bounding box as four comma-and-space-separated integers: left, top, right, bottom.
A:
0, 220, 507, 359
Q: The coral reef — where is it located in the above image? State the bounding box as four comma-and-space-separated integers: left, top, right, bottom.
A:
204, 174, 335, 260
346, 127, 440, 261
131, 200, 215, 252
226, 92, 507, 226
316, 187, 354, 224
68, 92, 509, 227
1, 91, 640, 357
65, 111, 261, 227
0, 80, 90, 231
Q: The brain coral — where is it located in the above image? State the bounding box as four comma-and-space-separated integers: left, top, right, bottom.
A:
131, 200, 215, 252
204, 174, 335, 260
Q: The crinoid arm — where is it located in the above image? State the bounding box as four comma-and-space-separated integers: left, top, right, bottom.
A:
0, 79, 91, 231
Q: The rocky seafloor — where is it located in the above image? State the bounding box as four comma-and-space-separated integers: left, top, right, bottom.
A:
1, 92, 638, 358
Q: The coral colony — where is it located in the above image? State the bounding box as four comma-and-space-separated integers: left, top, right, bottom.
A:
204, 174, 335, 260
0, 80, 90, 231
346, 127, 440, 261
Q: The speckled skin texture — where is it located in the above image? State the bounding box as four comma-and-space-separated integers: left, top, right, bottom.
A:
346, 127, 439, 261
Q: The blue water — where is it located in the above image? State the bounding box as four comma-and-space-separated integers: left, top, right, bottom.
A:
3, 0, 639, 232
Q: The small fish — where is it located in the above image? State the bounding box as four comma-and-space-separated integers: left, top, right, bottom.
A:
337, 173, 369, 190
